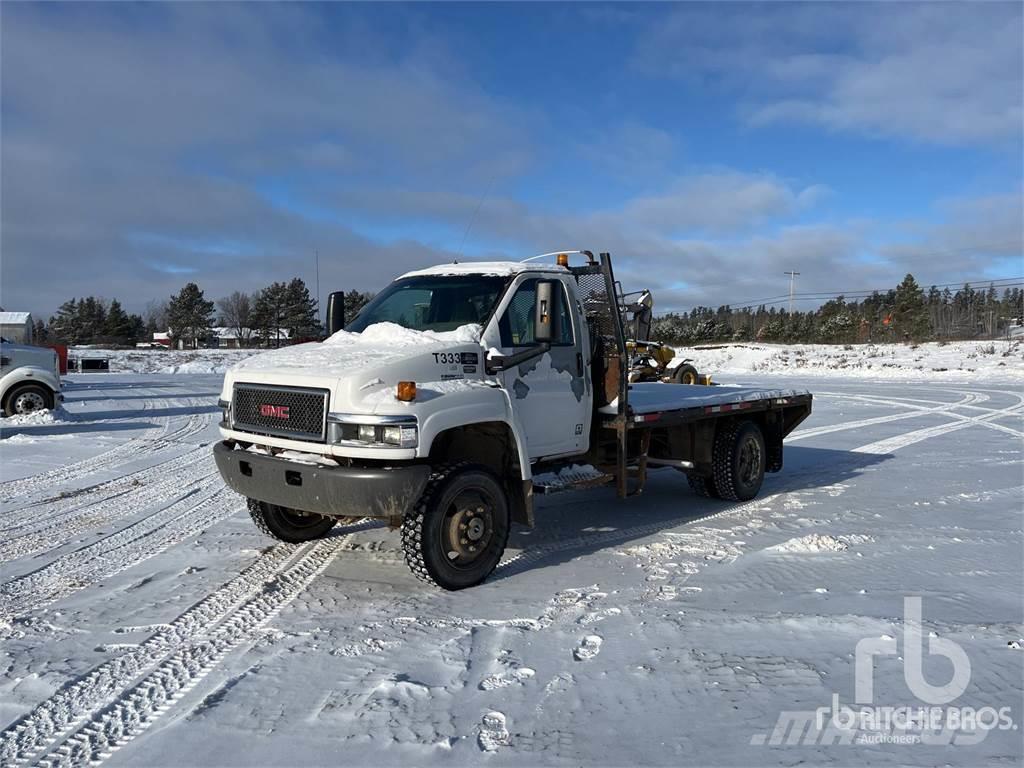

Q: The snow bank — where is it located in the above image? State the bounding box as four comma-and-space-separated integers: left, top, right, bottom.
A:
669, 340, 1024, 381
0, 406, 75, 427
69, 347, 255, 375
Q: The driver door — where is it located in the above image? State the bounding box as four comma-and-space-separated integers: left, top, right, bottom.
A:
497, 277, 589, 459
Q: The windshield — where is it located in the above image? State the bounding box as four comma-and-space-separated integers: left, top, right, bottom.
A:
345, 274, 509, 334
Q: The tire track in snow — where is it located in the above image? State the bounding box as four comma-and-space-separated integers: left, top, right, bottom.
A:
1, 392, 215, 503
0, 451, 215, 560
0, 481, 239, 622
853, 401, 1024, 454
0, 530, 364, 767
791, 392, 981, 442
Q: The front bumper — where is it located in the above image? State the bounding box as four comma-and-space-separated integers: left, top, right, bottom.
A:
213, 441, 430, 519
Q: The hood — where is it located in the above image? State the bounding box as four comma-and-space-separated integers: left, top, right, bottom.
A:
226, 322, 487, 412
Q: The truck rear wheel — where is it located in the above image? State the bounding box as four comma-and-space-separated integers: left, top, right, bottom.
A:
247, 498, 336, 542
401, 464, 510, 590
712, 420, 765, 502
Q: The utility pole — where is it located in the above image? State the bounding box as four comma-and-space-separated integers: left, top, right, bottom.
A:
314, 250, 321, 331
785, 270, 800, 315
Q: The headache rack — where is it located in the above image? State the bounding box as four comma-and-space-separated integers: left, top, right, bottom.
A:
568, 252, 635, 497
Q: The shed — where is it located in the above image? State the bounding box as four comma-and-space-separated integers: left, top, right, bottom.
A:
0, 312, 33, 343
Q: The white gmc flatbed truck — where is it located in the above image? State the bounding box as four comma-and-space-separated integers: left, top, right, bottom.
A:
214, 251, 812, 589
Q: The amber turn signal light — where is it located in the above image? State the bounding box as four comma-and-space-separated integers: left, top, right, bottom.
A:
397, 381, 416, 402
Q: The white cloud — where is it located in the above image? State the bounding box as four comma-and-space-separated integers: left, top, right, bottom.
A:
634, 3, 1023, 145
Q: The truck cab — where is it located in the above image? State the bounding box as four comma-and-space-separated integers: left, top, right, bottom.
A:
0, 339, 63, 417
214, 251, 811, 590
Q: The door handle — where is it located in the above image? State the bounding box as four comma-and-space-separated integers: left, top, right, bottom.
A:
576, 352, 584, 377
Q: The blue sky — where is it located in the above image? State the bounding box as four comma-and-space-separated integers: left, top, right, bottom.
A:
2, 2, 1021, 318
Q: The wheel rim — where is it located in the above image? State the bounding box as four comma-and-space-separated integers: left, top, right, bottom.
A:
440, 486, 496, 570
276, 506, 326, 529
683, 371, 696, 384
14, 391, 46, 414
737, 436, 763, 486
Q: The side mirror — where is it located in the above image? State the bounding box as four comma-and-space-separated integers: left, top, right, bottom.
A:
325, 291, 346, 335
534, 280, 559, 344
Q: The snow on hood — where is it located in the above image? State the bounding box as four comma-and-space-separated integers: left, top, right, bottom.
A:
231, 322, 482, 376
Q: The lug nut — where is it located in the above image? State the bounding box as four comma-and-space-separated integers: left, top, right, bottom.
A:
469, 545, 477, 552
461, 538, 468, 545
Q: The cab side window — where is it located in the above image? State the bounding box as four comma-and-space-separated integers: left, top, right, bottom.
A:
499, 279, 574, 347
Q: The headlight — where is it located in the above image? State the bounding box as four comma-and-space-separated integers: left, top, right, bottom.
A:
327, 414, 418, 448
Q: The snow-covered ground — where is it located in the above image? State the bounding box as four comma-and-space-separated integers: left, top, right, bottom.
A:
0, 372, 1021, 766
75, 339, 1024, 380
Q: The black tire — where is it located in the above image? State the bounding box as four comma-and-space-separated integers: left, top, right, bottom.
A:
687, 473, 720, 499
3, 383, 54, 417
673, 364, 699, 385
401, 463, 510, 590
247, 498, 336, 542
712, 420, 766, 502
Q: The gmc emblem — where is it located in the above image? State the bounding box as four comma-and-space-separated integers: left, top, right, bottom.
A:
259, 404, 290, 419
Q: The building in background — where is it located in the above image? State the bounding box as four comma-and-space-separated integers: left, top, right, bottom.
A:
0, 311, 34, 343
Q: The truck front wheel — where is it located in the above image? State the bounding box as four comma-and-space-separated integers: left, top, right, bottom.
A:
711, 421, 766, 502
3, 383, 54, 417
401, 464, 510, 590
247, 498, 336, 542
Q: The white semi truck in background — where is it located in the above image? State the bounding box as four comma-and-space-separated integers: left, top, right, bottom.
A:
214, 251, 812, 589
0, 340, 63, 417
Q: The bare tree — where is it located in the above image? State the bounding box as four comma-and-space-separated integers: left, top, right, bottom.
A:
144, 299, 168, 333
218, 291, 253, 347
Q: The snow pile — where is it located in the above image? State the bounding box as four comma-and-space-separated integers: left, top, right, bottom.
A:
323, 322, 482, 347
772, 533, 874, 553
0, 406, 75, 427
669, 340, 1024, 380
234, 323, 482, 376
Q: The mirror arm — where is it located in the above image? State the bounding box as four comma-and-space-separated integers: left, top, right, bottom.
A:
486, 343, 551, 374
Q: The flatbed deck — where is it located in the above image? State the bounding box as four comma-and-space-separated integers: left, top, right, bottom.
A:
600, 383, 812, 416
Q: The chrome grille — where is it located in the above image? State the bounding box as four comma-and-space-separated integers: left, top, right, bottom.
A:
231, 383, 328, 442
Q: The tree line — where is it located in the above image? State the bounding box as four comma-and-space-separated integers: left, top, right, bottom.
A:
39, 278, 375, 348
650, 275, 1024, 346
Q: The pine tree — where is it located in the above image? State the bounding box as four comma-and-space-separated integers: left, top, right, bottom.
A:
166, 283, 215, 349
103, 299, 135, 344
33, 318, 48, 345
893, 274, 929, 341
282, 278, 320, 339
251, 282, 289, 347
343, 290, 374, 328
49, 298, 79, 344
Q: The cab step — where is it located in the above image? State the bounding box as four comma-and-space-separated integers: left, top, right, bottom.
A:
532, 465, 614, 494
